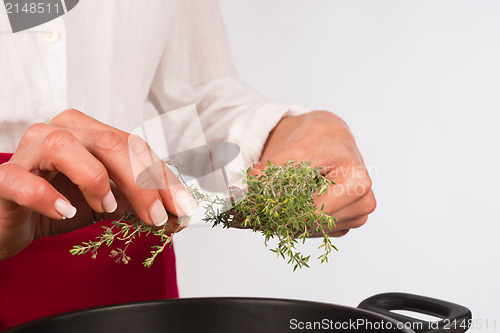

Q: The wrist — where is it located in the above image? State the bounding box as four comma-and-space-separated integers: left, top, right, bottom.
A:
261, 111, 350, 161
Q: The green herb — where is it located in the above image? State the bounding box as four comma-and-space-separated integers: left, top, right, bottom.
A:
69, 211, 178, 267
70, 160, 337, 270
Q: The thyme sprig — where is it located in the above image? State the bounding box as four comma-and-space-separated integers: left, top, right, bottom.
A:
70, 160, 338, 270
205, 160, 337, 271
69, 211, 179, 267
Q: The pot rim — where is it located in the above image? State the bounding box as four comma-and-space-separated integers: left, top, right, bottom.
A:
7, 296, 416, 333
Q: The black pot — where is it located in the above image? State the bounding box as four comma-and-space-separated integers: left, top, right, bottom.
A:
6, 293, 471, 333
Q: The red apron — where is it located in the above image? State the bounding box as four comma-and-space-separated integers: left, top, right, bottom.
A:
0, 153, 178, 330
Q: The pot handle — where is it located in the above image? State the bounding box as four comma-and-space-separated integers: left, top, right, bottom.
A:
358, 293, 471, 333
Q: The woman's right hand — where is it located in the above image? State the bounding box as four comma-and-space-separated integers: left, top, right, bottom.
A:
0, 109, 198, 260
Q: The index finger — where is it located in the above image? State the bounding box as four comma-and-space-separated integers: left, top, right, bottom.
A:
50, 109, 130, 139
51, 109, 198, 220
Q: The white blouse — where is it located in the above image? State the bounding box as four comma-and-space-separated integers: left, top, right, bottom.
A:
0, 0, 310, 168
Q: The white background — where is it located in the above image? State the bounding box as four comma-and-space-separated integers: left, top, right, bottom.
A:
175, 1, 500, 331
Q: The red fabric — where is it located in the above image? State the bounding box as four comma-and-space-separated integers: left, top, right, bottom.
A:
0, 153, 178, 330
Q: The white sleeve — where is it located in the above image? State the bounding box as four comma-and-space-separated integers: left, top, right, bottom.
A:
149, 0, 311, 166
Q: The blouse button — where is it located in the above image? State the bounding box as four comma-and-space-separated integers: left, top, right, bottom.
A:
41, 29, 60, 44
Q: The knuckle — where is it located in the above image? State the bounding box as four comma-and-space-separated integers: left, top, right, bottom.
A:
42, 130, 74, 151
306, 110, 335, 122
351, 216, 369, 229
363, 192, 377, 215
353, 167, 372, 197
94, 131, 124, 153
84, 165, 109, 188
49, 109, 84, 126
22, 123, 50, 143
20, 181, 48, 206
305, 111, 350, 133
306, 116, 332, 133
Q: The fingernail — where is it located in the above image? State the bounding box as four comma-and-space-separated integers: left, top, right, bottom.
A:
149, 199, 168, 226
102, 191, 118, 213
180, 216, 191, 228
174, 191, 198, 216
54, 199, 77, 219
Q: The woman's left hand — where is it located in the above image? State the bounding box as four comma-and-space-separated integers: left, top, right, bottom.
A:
256, 111, 376, 237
